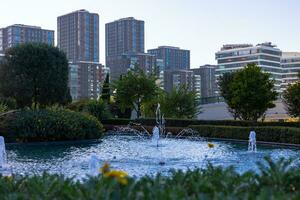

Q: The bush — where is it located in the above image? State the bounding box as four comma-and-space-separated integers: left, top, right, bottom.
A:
190, 125, 300, 144
0, 109, 104, 142
0, 97, 17, 110
67, 99, 111, 121
0, 158, 300, 199
0, 103, 8, 114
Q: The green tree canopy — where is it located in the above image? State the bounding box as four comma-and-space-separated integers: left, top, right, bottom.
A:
101, 73, 111, 103
218, 72, 238, 119
283, 81, 300, 118
218, 63, 277, 121
160, 85, 200, 119
0, 43, 71, 108
114, 67, 158, 119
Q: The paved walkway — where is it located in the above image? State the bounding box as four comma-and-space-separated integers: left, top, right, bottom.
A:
198, 100, 288, 120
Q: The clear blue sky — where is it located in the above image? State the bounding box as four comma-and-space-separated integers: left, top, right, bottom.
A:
1, 0, 299, 67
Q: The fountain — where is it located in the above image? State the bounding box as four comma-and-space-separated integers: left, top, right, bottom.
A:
175, 128, 199, 138
0, 136, 7, 168
155, 103, 165, 137
88, 154, 101, 176
248, 130, 257, 152
152, 125, 160, 146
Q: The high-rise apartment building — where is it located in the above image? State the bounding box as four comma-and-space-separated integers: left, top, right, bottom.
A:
192, 65, 217, 98
281, 52, 300, 90
105, 17, 145, 80
215, 42, 282, 92
163, 70, 194, 93
57, 9, 101, 100
148, 46, 190, 70
0, 24, 54, 54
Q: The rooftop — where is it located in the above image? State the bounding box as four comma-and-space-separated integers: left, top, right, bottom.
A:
9, 24, 41, 29
110, 17, 143, 23
221, 44, 253, 50
256, 42, 277, 48
58, 9, 98, 18
282, 52, 300, 58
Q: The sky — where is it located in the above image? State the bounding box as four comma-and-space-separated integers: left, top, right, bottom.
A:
0, 0, 299, 68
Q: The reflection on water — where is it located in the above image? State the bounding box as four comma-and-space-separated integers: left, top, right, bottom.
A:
5, 135, 300, 178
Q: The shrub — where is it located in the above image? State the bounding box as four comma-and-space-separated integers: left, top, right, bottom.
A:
67, 99, 111, 121
0, 109, 104, 142
0, 97, 17, 110
0, 158, 300, 199
189, 125, 300, 144
0, 103, 8, 114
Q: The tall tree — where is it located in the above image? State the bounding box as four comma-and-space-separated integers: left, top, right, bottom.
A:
283, 74, 300, 117
114, 67, 158, 119
0, 43, 71, 108
160, 85, 200, 119
218, 72, 238, 119
219, 63, 277, 121
101, 73, 111, 102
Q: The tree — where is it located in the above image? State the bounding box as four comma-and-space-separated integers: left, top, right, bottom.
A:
160, 85, 200, 119
283, 81, 300, 118
67, 98, 112, 121
114, 67, 158, 119
218, 72, 238, 119
101, 74, 111, 102
0, 43, 71, 108
219, 63, 277, 121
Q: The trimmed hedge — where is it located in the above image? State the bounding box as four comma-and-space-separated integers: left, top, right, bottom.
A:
0, 109, 104, 142
102, 118, 300, 128
190, 125, 300, 144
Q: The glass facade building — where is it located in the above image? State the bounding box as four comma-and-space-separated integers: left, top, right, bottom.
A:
0, 24, 54, 54
215, 42, 283, 92
281, 52, 300, 90
148, 46, 190, 70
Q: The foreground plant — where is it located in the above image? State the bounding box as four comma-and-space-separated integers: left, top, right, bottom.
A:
0, 158, 300, 199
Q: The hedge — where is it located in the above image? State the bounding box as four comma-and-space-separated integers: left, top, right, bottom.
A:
102, 118, 300, 128
190, 125, 300, 144
0, 158, 300, 199
0, 109, 104, 142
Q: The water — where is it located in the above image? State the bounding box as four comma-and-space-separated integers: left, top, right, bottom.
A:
248, 131, 257, 152
4, 135, 300, 179
0, 136, 7, 167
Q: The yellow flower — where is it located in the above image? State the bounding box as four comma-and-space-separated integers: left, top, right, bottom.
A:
104, 170, 129, 185
99, 162, 129, 185
100, 162, 110, 174
208, 142, 215, 148
104, 170, 128, 178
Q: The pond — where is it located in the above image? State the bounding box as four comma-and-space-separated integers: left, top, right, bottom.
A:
4, 135, 300, 178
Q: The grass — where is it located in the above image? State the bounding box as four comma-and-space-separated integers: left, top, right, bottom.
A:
0, 157, 300, 199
